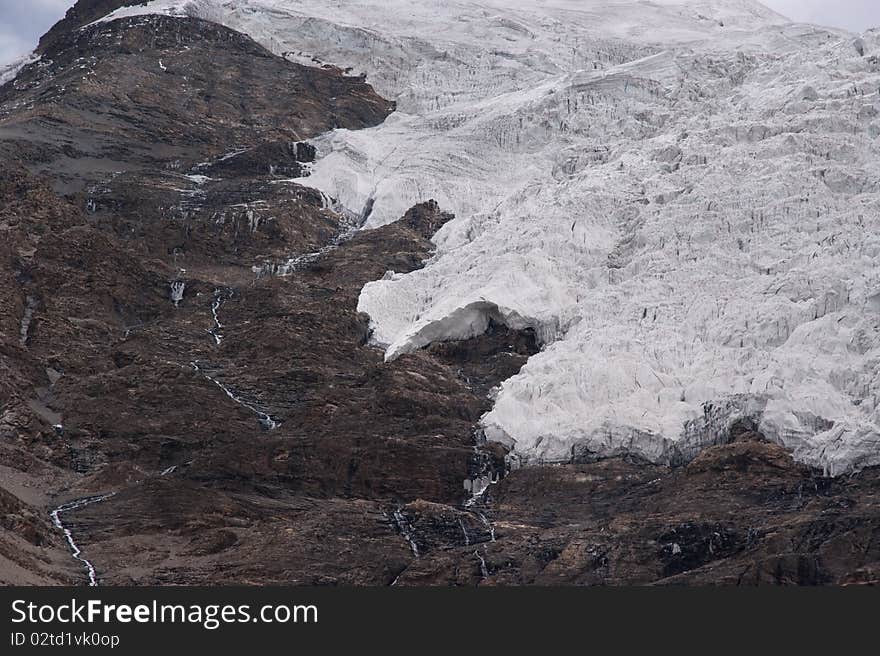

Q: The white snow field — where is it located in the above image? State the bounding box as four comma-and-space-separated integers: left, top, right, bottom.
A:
93, 1, 880, 474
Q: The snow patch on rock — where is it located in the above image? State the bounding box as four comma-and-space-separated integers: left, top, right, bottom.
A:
0, 53, 41, 87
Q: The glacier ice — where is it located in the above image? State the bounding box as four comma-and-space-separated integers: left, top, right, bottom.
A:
93, 1, 880, 473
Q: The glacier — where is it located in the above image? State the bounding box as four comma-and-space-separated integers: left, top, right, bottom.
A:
91, 0, 880, 474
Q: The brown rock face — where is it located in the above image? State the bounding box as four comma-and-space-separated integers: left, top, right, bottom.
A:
3, 13, 393, 194
1, 8, 878, 587
463, 435, 880, 586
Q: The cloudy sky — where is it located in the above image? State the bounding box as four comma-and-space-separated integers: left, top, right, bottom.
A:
0, 0, 74, 65
1, 1, 879, 66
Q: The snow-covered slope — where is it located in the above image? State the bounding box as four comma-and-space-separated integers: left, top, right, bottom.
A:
0, 53, 41, 86
93, 1, 880, 474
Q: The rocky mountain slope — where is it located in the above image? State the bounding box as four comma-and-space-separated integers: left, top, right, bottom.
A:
0, 0, 878, 585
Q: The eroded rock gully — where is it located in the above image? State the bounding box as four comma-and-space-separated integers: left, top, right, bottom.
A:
0, 2, 878, 586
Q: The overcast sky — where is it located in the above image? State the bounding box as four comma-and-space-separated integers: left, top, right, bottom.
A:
0, 0, 73, 65
1, 1, 880, 67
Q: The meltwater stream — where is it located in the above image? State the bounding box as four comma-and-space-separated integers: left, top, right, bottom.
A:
207, 288, 234, 345
191, 361, 280, 430
50, 493, 116, 586
252, 193, 370, 278
199, 290, 281, 428
390, 508, 420, 557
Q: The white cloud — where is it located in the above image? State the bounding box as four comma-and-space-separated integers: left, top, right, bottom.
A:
0, 0, 76, 65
